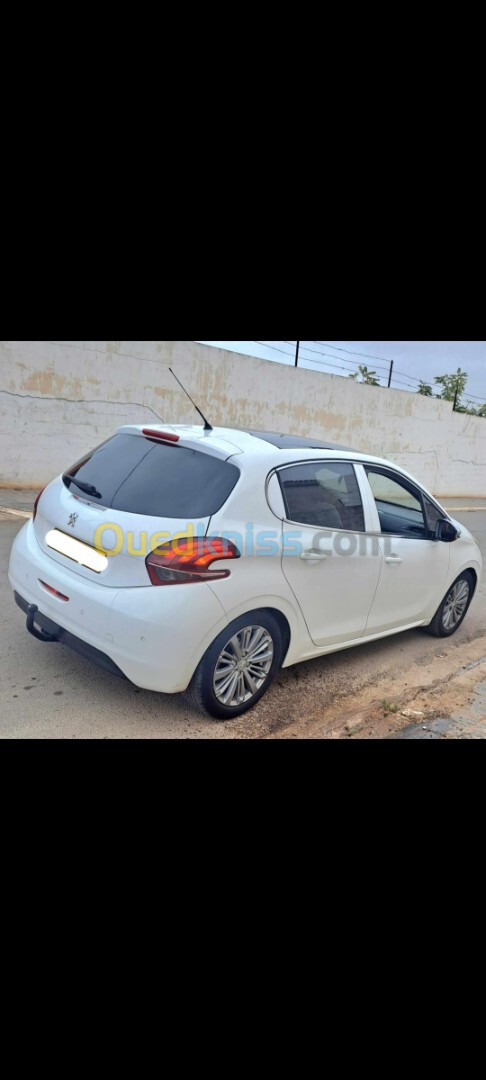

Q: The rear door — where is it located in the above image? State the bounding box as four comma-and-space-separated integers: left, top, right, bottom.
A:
278, 459, 382, 647
33, 432, 240, 587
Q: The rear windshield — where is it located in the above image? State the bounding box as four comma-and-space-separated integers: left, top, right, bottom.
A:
63, 434, 240, 517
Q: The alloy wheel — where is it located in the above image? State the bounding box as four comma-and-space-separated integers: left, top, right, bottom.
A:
442, 579, 470, 631
213, 625, 274, 707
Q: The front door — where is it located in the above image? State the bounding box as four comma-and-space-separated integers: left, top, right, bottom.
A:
363, 467, 451, 633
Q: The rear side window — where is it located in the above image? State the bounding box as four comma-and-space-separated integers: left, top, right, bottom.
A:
278, 461, 365, 531
63, 434, 240, 517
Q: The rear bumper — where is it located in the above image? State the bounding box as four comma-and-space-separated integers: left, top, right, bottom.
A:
8, 519, 229, 692
14, 590, 127, 680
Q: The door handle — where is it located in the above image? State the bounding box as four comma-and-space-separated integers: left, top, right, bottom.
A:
385, 556, 403, 564
300, 550, 329, 562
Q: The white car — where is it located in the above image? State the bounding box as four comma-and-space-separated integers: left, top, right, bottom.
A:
8, 424, 482, 720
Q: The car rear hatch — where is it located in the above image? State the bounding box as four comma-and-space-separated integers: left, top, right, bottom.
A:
33, 428, 241, 588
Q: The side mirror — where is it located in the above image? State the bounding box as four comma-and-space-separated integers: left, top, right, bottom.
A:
435, 519, 459, 543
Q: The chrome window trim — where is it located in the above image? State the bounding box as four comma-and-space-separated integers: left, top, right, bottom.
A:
363, 463, 445, 540
265, 458, 452, 539
265, 460, 371, 537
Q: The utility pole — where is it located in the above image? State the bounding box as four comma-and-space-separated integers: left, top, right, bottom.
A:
388, 360, 394, 388
295, 341, 300, 368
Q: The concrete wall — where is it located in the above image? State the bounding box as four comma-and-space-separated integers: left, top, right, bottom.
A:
0, 340, 485, 496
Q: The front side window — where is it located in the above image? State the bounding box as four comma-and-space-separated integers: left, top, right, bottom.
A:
423, 495, 445, 536
278, 462, 365, 531
366, 468, 427, 538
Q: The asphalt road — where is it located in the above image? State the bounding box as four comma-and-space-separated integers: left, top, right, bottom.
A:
1, 513, 485, 739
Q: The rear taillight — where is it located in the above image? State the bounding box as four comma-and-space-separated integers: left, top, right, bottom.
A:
146, 536, 240, 586
33, 487, 46, 520
38, 580, 69, 602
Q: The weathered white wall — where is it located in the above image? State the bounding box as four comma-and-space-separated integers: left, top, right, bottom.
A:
0, 340, 485, 496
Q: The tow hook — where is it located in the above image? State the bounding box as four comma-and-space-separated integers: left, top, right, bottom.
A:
26, 603, 60, 643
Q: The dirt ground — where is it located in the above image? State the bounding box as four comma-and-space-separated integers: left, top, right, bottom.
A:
263, 633, 486, 739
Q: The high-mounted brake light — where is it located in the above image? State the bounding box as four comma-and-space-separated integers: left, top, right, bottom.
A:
142, 429, 180, 443
33, 487, 46, 520
146, 537, 240, 586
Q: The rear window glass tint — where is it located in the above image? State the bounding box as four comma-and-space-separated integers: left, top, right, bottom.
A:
279, 461, 365, 531
63, 434, 240, 517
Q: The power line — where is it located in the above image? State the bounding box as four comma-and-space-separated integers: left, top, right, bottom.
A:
255, 339, 416, 387
256, 341, 422, 387
253, 341, 296, 359
285, 340, 425, 390
282, 340, 392, 377
463, 391, 486, 402
313, 340, 402, 367
314, 343, 486, 398
254, 342, 362, 378
295, 340, 422, 386
312, 341, 422, 385
305, 355, 378, 377
250, 341, 485, 400
255, 341, 380, 380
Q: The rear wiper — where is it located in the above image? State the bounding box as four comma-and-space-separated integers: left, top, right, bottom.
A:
64, 474, 102, 499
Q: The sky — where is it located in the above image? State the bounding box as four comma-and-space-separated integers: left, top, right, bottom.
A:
196, 342, 486, 406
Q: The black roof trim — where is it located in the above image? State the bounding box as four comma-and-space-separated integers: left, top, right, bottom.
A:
245, 429, 357, 452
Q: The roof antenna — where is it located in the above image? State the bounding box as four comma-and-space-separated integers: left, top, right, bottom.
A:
168, 368, 213, 432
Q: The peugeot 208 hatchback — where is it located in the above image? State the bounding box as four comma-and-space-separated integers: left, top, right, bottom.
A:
8, 425, 482, 719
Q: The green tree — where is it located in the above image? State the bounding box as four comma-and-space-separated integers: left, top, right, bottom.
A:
349, 364, 380, 386
434, 367, 468, 406
417, 380, 433, 396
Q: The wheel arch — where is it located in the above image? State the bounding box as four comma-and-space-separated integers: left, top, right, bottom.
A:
453, 564, 480, 599
260, 607, 291, 663
464, 567, 478, 596
205, 592, 312, 667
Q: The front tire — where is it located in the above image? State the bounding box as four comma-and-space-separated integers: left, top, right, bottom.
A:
185, 610, 283, 720
424, 571, 474, 637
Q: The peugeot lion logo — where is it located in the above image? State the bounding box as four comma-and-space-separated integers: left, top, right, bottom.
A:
68, 513, 78, 528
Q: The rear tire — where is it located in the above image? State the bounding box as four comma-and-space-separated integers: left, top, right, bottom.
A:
185, 610, 283, 720
423, 571, 474, 637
